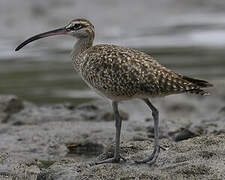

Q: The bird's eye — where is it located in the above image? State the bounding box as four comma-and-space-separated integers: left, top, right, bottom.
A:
73, 23, 83, 30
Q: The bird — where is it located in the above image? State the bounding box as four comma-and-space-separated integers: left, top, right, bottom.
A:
15, 18, 213, 165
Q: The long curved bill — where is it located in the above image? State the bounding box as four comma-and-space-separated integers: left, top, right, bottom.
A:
15, 27, 67, 51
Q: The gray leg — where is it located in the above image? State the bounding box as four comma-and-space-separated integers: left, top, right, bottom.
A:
135, 98, 160, 164
95, 101, 124, 165
113, 101, 122, 161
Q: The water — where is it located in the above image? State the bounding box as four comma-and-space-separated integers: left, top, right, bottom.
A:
1, 0, 225, 104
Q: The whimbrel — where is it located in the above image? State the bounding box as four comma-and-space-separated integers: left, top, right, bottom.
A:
15, 18, 213, 165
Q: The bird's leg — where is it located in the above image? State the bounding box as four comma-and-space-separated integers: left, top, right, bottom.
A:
135, 98, 160, 164
95, 101, 124, 165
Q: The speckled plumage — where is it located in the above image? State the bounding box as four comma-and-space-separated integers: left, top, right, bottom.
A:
74, 44, 211, 100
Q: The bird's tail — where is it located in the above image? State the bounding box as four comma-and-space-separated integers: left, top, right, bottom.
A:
182, 76, 213, 88
182, 76, 213, 96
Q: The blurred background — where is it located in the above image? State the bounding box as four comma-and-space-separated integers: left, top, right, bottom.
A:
0, 0, 225, 104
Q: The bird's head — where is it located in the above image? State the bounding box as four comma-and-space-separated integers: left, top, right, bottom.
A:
15, 18, 95, 51
65, 18, 94, 38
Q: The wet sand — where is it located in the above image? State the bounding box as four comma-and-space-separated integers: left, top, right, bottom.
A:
0, 80, 224, 179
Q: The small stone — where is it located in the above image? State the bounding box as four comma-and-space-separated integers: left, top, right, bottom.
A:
173, 129, 197, 142
0, 95, 24, 114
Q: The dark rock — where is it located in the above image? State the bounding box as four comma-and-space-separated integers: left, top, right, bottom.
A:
4, 99, 24, 114
66, 141, 104, 157
0, 95, 24, 123
12, 121, 25, 126
173, 129, 197, 142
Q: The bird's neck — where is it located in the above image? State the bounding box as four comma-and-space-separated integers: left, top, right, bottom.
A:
71, 36, 93, 59
71, 36, 94, 72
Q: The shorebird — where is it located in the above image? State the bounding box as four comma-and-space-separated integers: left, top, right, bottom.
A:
15, 18, 213, 165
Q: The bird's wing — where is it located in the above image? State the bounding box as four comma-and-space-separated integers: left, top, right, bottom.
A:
81, 44, 211, 97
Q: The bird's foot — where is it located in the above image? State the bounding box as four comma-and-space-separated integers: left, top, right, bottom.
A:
94, 155, 126, 165
135, 146, 160, 165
